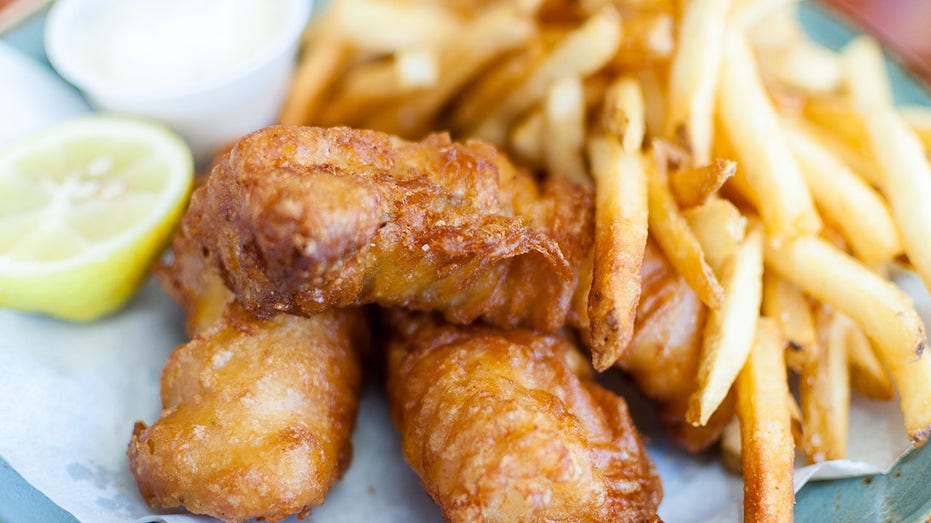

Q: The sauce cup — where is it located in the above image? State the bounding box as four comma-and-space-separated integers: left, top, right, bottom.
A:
44, 0, 312, 164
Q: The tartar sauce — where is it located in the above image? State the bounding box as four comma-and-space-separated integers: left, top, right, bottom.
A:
73, 0, 287, 91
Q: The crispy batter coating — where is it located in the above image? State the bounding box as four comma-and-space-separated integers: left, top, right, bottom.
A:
386, 312, 662, 523
183, 126, 593, 331
128, 307, 366, 523
154, 225, 233, 337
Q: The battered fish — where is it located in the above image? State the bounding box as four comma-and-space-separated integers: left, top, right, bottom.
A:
128, 307, 366, 523
183, 126, 593, 332
386, 312, 663, 523
132, 228, 368, 522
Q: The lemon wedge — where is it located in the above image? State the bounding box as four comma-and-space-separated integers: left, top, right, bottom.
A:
0, 116, 193, 321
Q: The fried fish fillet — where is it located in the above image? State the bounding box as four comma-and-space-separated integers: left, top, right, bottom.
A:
386, 312, 663, 523
131, 230, 367, 523
128, 307, 365, 523
183, 125, 593, 332
155, 225, 233, 337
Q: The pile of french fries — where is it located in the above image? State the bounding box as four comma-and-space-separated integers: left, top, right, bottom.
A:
280, 0, 931, 519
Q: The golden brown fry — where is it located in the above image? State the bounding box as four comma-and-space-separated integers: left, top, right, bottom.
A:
610, 11, 674, 70
365, 5, 536, 137
762, 271, 816, 372
800, 306, 850, 463
471, 5, 622, 143
687, 223, 764, 426
602, 76, 646, 152
763, 39, 843, 95
155, 225, 232, 337
899, 104, 931, 151
279, 16, 350, 125
509, 107, 544, 166
186, 126, 593, 332
765, 236, 931, 445
841, 313, 894, 401
717, 29, 821, 242
843, 36, 931, 294
330, 0, 463, 53
784, 122, 903, 264
386, 312, 662, 523
647, 147, 724, 308
664, 0, 731, 165
543, 76, 589, 186
681, 197, 746, 271
670, 159, 735, 208
128, 307, 366, 523
450, 42, 545, 134
587, 135, 648, 370
802, 96, 868, 148
737, 318, 794, 523
638, 68, 668, 142
317, 59, 403, 127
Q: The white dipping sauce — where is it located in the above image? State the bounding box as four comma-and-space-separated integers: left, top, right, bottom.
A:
72, 0, 287, 91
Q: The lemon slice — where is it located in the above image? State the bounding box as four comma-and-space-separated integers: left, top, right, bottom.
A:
0, 116, 193, 321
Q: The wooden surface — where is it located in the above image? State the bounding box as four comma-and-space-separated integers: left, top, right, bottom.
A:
818, 0, 931, 86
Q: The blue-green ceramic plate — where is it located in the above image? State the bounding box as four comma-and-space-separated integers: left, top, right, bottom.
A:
1, 2, 930, 522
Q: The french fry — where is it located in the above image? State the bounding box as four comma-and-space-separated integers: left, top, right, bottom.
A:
717, 29, 821, 242
602, 76, 645, 152
471, 5, 622, 143
765, 236, 931, 445
509, 108, 544, 166
279, 20, 351, 125
737, 318, 794, 523
800, 306, 850, 463
318, 59, 402, 126
450, 43, 545, 135
801, 121, 883, 186
843, 36, 931, 294
784, 123, 903, 264
840, 313, 895, 401
899, 105, 931, 151
330, 0, 463, 53
638, 68, 668, 141
611, 12, 675, 70
664, 0, 731, 165
764, 39, 842, 95
367, 5, 536, 136
587, 135, 649, 370
648, 148, 724, 308
543, 76, 589, 186
762, 271, 816, 372
395, 47, 438, 89
670, 158, 735, 208
681, 197, 746, 270
802, 97, 868, 149
687, 223, 764, 425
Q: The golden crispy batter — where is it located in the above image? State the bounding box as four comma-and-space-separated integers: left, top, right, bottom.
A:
128, 307, 366, 523
154, 225, 233, 337
183, 126, 593, 331
386, 312, 662, 523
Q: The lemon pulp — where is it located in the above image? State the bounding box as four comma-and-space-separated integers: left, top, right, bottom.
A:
0, 116, 193, 321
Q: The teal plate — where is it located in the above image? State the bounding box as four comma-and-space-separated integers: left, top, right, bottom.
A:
1, 2, 930, 522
